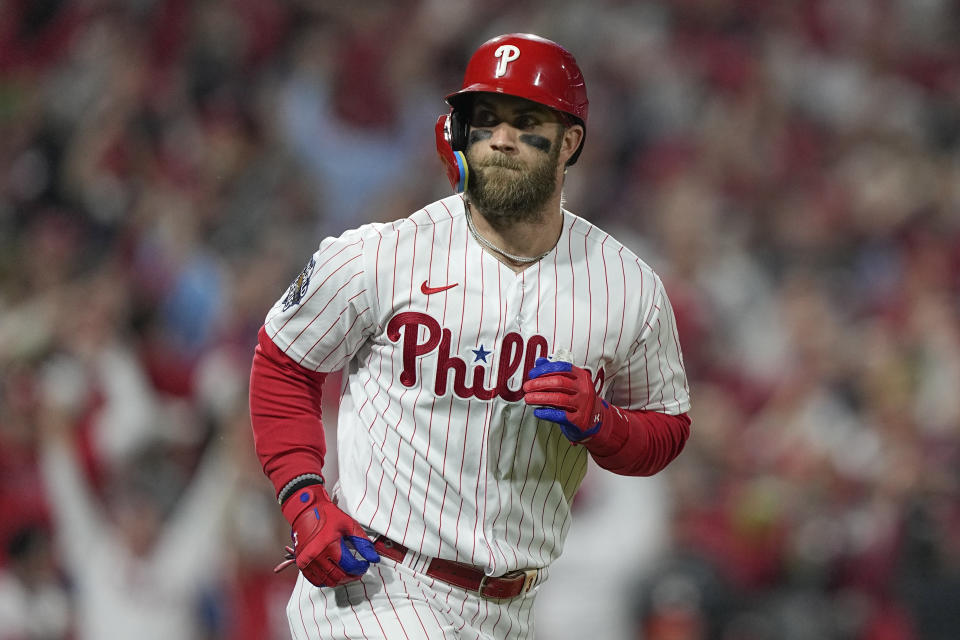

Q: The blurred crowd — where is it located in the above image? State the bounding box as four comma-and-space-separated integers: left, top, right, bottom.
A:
1, 1, 959, 639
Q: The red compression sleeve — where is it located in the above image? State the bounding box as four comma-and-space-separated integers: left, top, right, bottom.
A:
249, 325, 328, 496
583, 407, 691, 476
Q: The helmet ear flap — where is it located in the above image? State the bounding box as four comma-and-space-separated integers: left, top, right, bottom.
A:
448, 109, 470, 152
435, 113, 469, 193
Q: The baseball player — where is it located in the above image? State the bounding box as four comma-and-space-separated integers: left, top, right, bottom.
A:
249, 33, 691, 640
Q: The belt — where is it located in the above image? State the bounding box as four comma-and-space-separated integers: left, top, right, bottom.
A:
372, 536, 539, 600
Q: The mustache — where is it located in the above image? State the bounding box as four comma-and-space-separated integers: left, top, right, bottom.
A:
477, 156, 525, 171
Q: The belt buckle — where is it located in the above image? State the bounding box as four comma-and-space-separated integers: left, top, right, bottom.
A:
520, 568, 538, 593
477, 573, 496, 599
478, 568, 538, 601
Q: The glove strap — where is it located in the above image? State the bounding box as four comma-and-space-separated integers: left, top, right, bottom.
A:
277, 473, 325, 506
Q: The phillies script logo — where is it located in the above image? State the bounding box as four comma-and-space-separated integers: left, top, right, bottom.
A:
386, 312, 604, 401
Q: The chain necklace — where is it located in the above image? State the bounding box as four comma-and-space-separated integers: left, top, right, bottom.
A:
464, 204, 555, 265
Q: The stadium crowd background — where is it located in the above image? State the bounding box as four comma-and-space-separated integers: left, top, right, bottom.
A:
1, 1, 959, 638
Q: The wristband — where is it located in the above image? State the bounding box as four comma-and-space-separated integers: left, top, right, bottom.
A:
277, 473, 324, 505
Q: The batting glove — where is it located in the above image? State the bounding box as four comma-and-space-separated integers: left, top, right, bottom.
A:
278, 484, 380, 587
522, 357, 608, 442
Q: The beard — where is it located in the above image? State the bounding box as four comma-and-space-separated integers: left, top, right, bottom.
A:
465, 134, 562, 226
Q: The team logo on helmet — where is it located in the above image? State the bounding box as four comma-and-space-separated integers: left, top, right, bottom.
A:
494, 44, 520, 77
282, 256, 315, 310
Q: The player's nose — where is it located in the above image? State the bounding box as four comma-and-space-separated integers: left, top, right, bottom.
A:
488, 122, 519, 153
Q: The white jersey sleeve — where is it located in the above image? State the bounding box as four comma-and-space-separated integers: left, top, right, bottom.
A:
606, 272, 691, 415
264, 227, 379, 371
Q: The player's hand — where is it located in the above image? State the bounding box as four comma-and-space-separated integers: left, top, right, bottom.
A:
279, 484, 380, 587
522, 357, 608, 442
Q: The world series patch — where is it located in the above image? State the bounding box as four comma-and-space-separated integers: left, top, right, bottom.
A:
282, 257, 315, 310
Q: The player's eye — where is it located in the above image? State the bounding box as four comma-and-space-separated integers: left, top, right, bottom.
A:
471, 110, 499, 127
513, 115, 540, 129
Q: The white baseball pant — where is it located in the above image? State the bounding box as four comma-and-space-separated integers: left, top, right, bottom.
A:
285, 551, 544, 639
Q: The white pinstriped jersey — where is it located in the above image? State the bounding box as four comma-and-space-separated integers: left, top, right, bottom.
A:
265, 194, 690, 577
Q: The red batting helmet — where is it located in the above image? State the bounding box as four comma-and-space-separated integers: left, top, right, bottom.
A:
445, 33, 588, 164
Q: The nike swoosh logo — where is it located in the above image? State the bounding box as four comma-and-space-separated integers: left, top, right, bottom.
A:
421, 280, 459, 295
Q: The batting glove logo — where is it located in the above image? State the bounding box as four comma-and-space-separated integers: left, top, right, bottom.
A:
276, 485, 381, 587
522, 357, 607, 442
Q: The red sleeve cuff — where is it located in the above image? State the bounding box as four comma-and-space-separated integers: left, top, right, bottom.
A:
583, 407, 691, 476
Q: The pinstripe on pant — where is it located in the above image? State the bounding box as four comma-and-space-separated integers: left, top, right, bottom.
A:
286, 555, 540, 640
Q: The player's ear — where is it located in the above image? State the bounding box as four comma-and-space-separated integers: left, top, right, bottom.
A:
559, 124, 584, 166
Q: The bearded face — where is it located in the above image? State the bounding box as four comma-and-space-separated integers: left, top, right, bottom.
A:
464, 128, 563, 225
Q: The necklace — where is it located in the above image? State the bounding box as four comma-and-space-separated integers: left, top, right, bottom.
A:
464, 204, 555, 265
